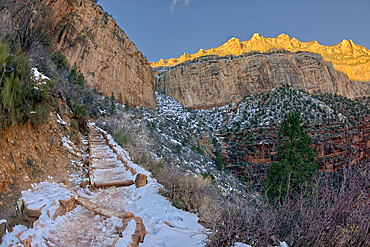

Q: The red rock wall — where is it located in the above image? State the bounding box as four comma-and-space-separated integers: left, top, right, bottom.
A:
8, 0, 156, 109
221, 120, 370, 172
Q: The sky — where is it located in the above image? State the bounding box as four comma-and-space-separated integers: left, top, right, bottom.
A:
98, 0, 370, 63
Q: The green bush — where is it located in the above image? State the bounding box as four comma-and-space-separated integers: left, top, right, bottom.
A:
69, 63, 84, 86
214, 151, 224, 170
51, 50, 69, 70
111, 131, 130, 146
0, 41, 54, 131
70, 119, 79, 130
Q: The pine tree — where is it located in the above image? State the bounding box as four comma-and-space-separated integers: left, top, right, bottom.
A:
265, 112, 317, 201
118, 92, 123, 104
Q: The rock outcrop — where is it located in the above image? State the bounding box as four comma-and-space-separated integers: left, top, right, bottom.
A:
221, 119, 370, 190
6, 0, 156, 109
156, 52, 369, 109
152, 33, 370, 83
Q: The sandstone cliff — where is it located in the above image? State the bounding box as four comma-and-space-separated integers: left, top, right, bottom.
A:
152, 33, 370, 83
221, 119, 370, 190
6, 0, 156, 109
156, 52, 368, 109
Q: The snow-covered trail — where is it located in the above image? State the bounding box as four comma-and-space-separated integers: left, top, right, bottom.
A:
1, 123, 205, 247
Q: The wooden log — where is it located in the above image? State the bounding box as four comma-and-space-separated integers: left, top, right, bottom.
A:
91, 163, 120, 169
75, 197, 134, 220
94, 180, 134, 188
132, 217, 146, 246
44, 237, 68, 247
89, 163, 95, 187
117, 154, 130, 171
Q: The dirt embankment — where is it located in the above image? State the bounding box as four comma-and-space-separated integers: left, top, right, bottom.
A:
0, 98, 86, 236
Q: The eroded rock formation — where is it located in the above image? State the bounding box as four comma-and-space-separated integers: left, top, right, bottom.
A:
6, 0, 156, 109
156, 52, 369, 109
152, 33, 370, 83
221, 119, 370, 190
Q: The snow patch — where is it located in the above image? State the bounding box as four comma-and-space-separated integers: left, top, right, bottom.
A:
31, 67, 50, 82
57, 114, 67, 125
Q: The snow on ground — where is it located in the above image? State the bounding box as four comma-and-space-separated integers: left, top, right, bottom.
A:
31, 68, 50, 82
56, 113, 67, 125
233, 242, 287, 247
1, 124, 206, 247
61, 136, 74, 151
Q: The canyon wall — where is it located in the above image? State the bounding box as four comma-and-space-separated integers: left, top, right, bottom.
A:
156, 52, 369, 109
6, 0, 156, 109
221, 120, 370, 190
152, 33, 370, 83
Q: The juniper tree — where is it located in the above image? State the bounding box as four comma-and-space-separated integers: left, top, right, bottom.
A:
265, 112, 317, 202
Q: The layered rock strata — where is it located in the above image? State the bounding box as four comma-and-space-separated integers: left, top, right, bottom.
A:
5, 0, 156, 109
221, 119, 370, 190
156, 52, 369, 109
152, 33, 370, 83
223, 121, 370, 170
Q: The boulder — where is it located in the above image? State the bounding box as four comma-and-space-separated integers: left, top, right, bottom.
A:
135, 174, 147, 188
52, 196, 76, 220
25, 204, 45, 219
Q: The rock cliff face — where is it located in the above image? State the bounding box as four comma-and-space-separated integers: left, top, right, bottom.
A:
152, 33, 370, 83
221, 119, 370, 190
156, 52, 368, 109
8, 0, 156, 109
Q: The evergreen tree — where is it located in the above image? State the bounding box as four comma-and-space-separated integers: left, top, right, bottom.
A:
118, 92, 123, 104
110, 100, 116, 114
215, 151, 224, 170
265, 112, 317, 201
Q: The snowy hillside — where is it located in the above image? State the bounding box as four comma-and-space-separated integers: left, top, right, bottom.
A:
1, 124, 206, 246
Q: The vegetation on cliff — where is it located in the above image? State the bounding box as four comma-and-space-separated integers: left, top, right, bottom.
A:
265, 112, 317, 201
0, 40, 55, 132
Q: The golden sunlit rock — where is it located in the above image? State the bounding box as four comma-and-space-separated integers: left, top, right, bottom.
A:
151, 33, 370, 82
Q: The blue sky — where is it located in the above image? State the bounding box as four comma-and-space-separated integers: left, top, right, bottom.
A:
98, 0, 370, 62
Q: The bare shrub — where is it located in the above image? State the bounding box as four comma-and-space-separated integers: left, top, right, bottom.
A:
2, 0, 52, 54
204, 162, 370, 246
0, 7, 15, 40
155, 163, 219, 215
96, 118, 154, 168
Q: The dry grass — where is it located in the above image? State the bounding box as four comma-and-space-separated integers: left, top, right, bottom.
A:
203, 162, 370, 247
154, 163, 219, 215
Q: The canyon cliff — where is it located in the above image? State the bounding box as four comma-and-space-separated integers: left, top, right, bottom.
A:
220, 119, 370, 190
156, 52, 369, 109
4, 0, 156, 109
152, 33, 370, 83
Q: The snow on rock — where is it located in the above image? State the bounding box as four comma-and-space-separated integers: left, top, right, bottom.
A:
233, 243, 252, 247
61, 136, 82, 157
1, 225, 28, 246
115, 219, 136, 246
31, 67, 50, 82
61, 136, 74, 151
233, 241, 287, 247
57, 113, 67, 125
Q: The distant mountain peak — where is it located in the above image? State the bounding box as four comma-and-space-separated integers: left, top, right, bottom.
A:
151, 33, 370, 82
